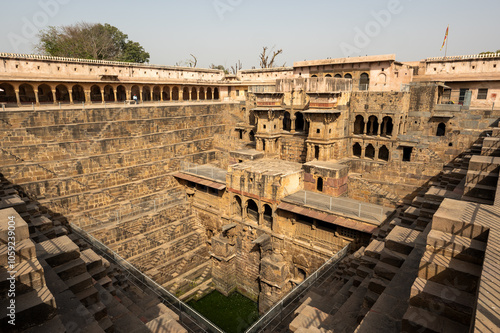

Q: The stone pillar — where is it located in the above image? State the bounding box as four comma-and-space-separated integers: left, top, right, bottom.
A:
52, 89, 57, 104
189, 89, 193, 101
113, 89, 118, 102
101, 90, 105, 104
34, 91, 40, 106
15, 90, 21, 106
179, 89, 184, 101
374, 145, 379, 161
319, 146, 325, 161
361, 146, 366, 159
363, 121, 368, 135
382, 119, 388, 136
169, 90, 173, 101
85, 90, 91, 104
204, 91, 207, 100
69, 91, 74, 105
149, 90, 153, 102
369, 119, 374, 135
139, 89, 143, 102
291, 117, 296, 133
197, 90, 201, 100
126, 89, 131, 101
256, 139, 262, 151
160, 90, 164, 102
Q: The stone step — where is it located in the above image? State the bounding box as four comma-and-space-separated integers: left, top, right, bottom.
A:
53, 258, 87, 281
410, 277, 475, 326
432, 200, 489, 241
379, 247, 408, 268
23, 314, 66, 333
364, 239, 384, 260
88, 301, 108, 321
368, 276, 390, 295
290, 305, 330, 332
0, 208, 30, 242
0, 258, 45, 296
36, 235, 80, 267
0, 286, 57, 331
31, 215, 53, 231
98, 316, 114, 333
385, 226, 423, 255
426, 229, 486, 265
75, 285, 100, 307
373, 261, 399, 281
145, 312, 188, 333
81, 248, 103, 271
404, 206, 420, 219
89, 265, 108, 281
0, 237, 36, 265
402, 305, 469, 333
418, 250, 482, 293
65, 272, 93, 294
359, 255, 378, 269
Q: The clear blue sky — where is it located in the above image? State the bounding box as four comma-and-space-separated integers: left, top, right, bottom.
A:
1, 0, 499, 68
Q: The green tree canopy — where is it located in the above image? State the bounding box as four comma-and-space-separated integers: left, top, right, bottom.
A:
479, 50, 500, 55
37, 22, 150, 63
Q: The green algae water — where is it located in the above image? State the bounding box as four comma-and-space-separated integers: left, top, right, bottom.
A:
187, 291, 260, 333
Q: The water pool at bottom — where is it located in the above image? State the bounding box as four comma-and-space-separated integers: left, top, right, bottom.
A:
187, 290, 260, 333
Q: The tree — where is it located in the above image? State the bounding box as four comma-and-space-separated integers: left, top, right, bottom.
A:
259, 46, 283, 68
230, 60, 243, 75
37, 22, 150, 63
480, 50, 500, 55
210, 64, 229, 74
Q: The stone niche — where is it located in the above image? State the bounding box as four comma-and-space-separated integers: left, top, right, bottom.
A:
258, 252, 292, 313
302, 160, 349, 197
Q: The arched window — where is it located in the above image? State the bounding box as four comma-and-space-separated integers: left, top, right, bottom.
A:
142, 86, 151, 101
172, 87, 179, 100
325, 74, 332, 78
368, 116, 379, 135
191, 87, 198, 100
354, 115, 365, 134
366, 144, 375, 159
233, 196, 242, 217
206, 87, 212, 100
311, 75, 318, 78
249, 130, 255, 142
103, 85, 114, 102
131, 85, 141, 101
344, 73, 352, 79
263, 204, 273, 229
247, 200, 259, 223
353, 143, 362, 157
315, 146, 320, 160
19, 83, 36, 103
199, 87, 205, 100
317, 177, 324, 192
359, 73, 369, 91
182, 87, 189, 100
116, 85, 127, 101
283, 111, 291, 131
90, 85, 102, 102
38, 84, 53, 103
295, 112, 305, 132
334, 74, 342, 78
153, 86, 161, 101
214, 87, 220, 100
436, 122, 446, 136
379, 145, 389, 161
55, 84, 70, 102
0, 83, 16, 103
382, 117, 393, 137
72, 85, 85, 103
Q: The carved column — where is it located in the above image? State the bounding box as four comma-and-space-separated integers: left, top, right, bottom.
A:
363, 120, 368, 135
361, 145, 366, 159
69, 90, 74, 105
113, 89, 118, 103
85, 90, 91, 104
52, 89, 57, 104
15, 90, 21, 107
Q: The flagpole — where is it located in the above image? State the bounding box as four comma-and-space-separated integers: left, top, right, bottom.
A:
445, 25, 449, 58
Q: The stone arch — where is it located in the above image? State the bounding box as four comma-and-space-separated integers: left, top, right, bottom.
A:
379, 145, 389, 161
325, 74, 332, 78
90, 85, 102, 102
353, 143, 362, 157
142, 86, 151, 102
344, 73, 352, 79
233, 196, 242, 217
103, 85, 115, 102
214, 87, 220, 100
263, 204, 273, 229
163, 86, 171, 101
172, 87, 179, 101
317, 177, 324, 192
19, 83, 36, 103
191, 87, 198, 101
311, 75, 318, 78
152, 86, 161, 101
249, 130, 255, 142
295, 112, 305, 132
72, 85, 85, 103
334, 74, 342, 78
199, 87, 205, 100
368, 115, 379, 135
206, 87, 213, 100
55, 84, 70, 102
182, 87, 190, 100
131, 85, 141, 101
0, 83, 16, 103
359, 73, 369, 90
382, 116, 393, 137
366, 144, 375, 159
354, 115, 365, 134
116, 85, 126, 101
38, 84, 53, 103
246, 199, 259, 223
283, 111, 292, 131
378, 73, 387, 84
436, 122, 446, 136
